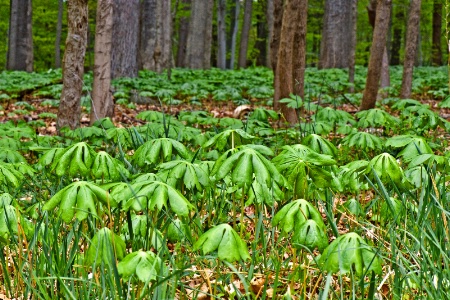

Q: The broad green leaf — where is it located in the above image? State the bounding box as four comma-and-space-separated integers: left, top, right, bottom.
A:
133, 138, 191, 168
292, 219, 328, 252
157, 160, 211, 191
118, 250, 164, 282
302, 134, 338, 157
50, 142, 97, 178
319, 232, 382, 276
0, 162, 23, 189
355, 108, 399, 129
341, 132, 383, 151
194, 224, 250, 262
85, 227, 126, 267
366, 153, 403, 186
0, 148, 26, 163
273, 199, 326, 234
203, 129, 255, 151
313, 107, 355, 126
92, 151, 129, 182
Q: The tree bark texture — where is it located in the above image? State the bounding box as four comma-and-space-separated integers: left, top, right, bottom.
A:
432, 0, 442, 66
176, 0, 190, 67
91, 0, 114, 124
360, 0, 392, 111
292, 0, 308, 99
238, 0, 253, 68
265, 0, 274, 67
139, 0, 172, 73
217, 0, 227, 69
254, 0, 268, 66
111, 0, 139, 78
319, 0, 353, 69
270, 0, 283, 72
57, 0, 88, 130
185, 0, 213, 69
229, 0, 240, 69
400, 0, 422, 99
7, 0, 33, 71
55, 0, 63, 69
390, 5, 404, 65
348, 0, 358, 92
274, 0, 308, 124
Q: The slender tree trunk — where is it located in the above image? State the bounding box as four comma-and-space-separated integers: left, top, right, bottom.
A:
266, 0, 274, 67
139, 0, 172, 72
319, 0, 353, 68
360, 0, 392, 111
255, 0, 268, 66
238, 0, 253, 68
55, 0, 63, 68
185, 0, 213, 69
229, 0, 240, 69
348, 0, 358, 93
292, 0, 308, 99
111, 0, 139, 78
91, 0, 113, 124
176, 0, 190, 67
432, 0, 442, 66
57, 0, 88, 130
390, 5, 404, 65
270, 0, 283, 72
7, 0, 33, 71
217, 0, 227, 69
400, 0, 422, 99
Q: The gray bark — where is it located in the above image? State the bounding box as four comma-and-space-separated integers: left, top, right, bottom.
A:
266, 0, 274, 67
176, 0, 190, 67
111, 0, 139, 78
229, 0, 240, 69
217, 0, 227, 69
348, 0, 357, 92
55, 0, 63, 69
7, 0, 33, 71
238, 0, 253, 68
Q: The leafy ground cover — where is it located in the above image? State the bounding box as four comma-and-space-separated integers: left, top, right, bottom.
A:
1, 66, 450, 299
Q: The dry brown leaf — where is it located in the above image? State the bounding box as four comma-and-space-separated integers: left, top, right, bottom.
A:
250, 277, 266, 295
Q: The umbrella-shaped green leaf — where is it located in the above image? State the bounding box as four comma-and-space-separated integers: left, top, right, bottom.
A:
91, 151, 129, 182
0, 162, 23, 189
386, 135, 433, 162
50, 142, 97, 177
203, 129, 255, 151
365, 153, 403, 186
157, 160, 211, 191
341, 132, 383, 151
273, 199, 326, 234
85, 227, 126, 267
133, 138, 191, 168
115, 180, 194, 216
355, 108, 399, 129
313, 107, 355, 127
302, 134, 338, 157
292, 219, 328, 252
43, 181, 116, 222
118, 250, 165, 282
0, 204, 18, 244
0, 147, 26, 163
194, 224, 250, 262
319, 232, 382, 276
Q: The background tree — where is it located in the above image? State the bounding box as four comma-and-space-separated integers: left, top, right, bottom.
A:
175, 0, 190, 67
360, 0, 392, 110
54, 0, 63, 69
217, 0, 227, 69
57, 0, 88, 130
111, 0, 139, 78
185, 0, 213, 69
238, 0, 253, 68
139, 0, 172, 73
319, 0, 353, 68
432, 0, 442, 65
228, 0, 240, 69
7, 0, 33, 71
400, 0, 422, 99
348, 0, 358, 92
91, 0, 113, 124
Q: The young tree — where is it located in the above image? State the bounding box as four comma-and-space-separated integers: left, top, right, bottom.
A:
91, 0, 114, 124
139, 0, 172, 73
185, 0, 213, 69
274, 0, 308, 124
238, 0, 253, 68
319, 0, 353, 69
432, 0, 442, 66
176, 0, 190, 67
360, 0, 392, 111
111, 0, 139, 78
217, 0, 227, 69
400, 0, 422, 99
7, 0, 33, 71
57, 0, 88, 130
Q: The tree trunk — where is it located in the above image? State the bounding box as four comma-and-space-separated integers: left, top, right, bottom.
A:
400, 0, 421, 99
390, 5, 404, 65
292, 0, 308, 99
348, 0, 358, 93
91, 0, 114, 124
7, 0, 33, 71
57, 0, 88, 130
254, 0, 268, 66
238, 0, 253, 68
274, 0, 308, 125
360, 0, 392, 111
176, 0, 190, 67
265, 0, 274, 67
55, 0, 63, 69
319, 0, 353, 69
217, 0, 227, 69
229, 0, 240, 69
432, 0, 442, 66
270, 0, 283, 72
111, 0, 139, 78
139, 0, 172, 73
185, 0, 213, 69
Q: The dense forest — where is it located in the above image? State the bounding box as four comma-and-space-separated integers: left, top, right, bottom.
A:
2, 0, 450, 299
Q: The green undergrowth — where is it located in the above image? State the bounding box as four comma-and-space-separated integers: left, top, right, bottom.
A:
0, 67, 450, 299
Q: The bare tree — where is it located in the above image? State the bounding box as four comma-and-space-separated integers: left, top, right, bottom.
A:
348, 0, 358, 92
229, 0, 240, 69
55, 0, 63, 69
176, 0, 190, 67
91, 0, 114, 124
270, 0, 283, 72
217, 0, 227, 69
111, 0, 139, 78
57, 0, 88, 130
400, 0, 422, 99
238, 0, 253, 68
432, 0, 443, 66
139, 0, 172, 73
360, 0, 392, 111
265, 0, 274, 67
319, 0, 353, 68
7, 0, 33, 71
